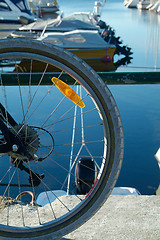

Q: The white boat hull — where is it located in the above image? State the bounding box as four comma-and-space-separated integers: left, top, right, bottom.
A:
0, 0, 36, 23
149, 1, 160, 11
137, 0, 151, 9
124, 0, 139, 8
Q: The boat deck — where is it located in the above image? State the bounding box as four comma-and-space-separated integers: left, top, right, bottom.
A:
0, 23, 21, 39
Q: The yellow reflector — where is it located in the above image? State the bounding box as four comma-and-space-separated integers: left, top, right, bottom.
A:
51, 77, 85, 108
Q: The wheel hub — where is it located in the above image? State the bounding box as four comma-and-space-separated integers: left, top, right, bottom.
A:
8, 125, 40, 161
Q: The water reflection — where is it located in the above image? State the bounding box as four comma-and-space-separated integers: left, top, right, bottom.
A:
134, 9, 160, 69
109, 84, 160, 195
103, 0, 160, 72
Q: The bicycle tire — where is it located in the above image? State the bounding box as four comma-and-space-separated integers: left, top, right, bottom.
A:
0, 38, 124, 240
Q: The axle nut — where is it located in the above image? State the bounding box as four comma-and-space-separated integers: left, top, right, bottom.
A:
12, 144, 18, 152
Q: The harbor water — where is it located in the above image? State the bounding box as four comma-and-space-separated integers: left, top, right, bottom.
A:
57, 0, 160, 195
0, 0, 160, 195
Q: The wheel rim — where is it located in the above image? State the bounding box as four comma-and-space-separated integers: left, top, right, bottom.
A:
0, 42, 122, 239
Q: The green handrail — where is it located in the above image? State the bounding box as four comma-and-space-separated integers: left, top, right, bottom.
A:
1, 72, 160, 85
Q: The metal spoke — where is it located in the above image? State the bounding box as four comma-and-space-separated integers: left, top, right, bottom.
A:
37, 150, 97, 196
1, 158, 20, 200
6, 158, 11, 226
16, 166, 25, 226
37, 162, 83, 202
22, 70, 64, 129
55, 139, 104, 147
26, 160, 41, 225
34, 162, 57, 219
44, 105, 95, 130
15, 60, 25, 121
0, 73, 9, 127
15, 63, 49, 137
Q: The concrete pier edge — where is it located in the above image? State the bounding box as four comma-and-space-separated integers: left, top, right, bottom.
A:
61, 195, 160, 240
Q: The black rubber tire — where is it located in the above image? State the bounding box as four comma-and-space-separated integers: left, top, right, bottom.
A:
0, 38, 124, 239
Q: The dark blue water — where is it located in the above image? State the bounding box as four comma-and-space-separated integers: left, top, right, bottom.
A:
58, 0, 160, 194
110, 84, 160, 195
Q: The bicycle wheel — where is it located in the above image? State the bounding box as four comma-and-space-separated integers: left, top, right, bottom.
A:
0, 38, 124, 240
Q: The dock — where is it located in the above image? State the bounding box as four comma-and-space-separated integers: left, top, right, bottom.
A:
61, 195, 160, 240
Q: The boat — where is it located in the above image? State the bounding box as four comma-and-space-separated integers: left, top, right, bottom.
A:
93, 0, 106, 17
9, 29, 116, 72
36, 0, 59, 13
137, 0, 151, 9
0, 0, 36, 23
8, 2, 132, 71
124, 0, 139, 8
9, 11, 116, 62
36, 30, 116, 61
157, 4, 160, 12
149, 0, 160, 11
111, 187, 140, 195
16, 12, 99, 32
7, 11, 110, 63
29, 0, 59, 18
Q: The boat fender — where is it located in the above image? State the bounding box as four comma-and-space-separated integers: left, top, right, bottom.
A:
102, 55, 112, 63
18, 16, 35, 25
75, 158, 97, 195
